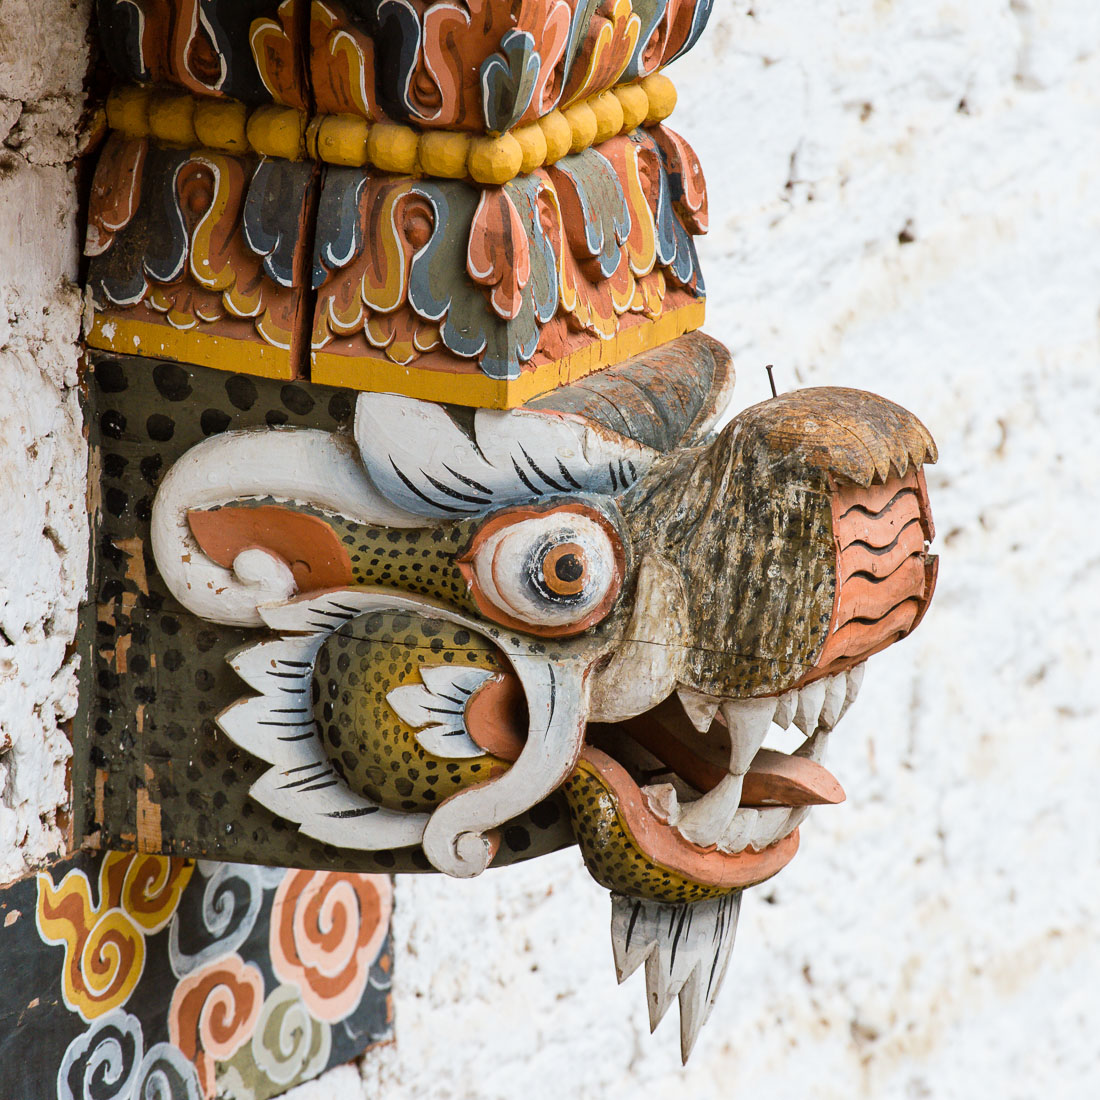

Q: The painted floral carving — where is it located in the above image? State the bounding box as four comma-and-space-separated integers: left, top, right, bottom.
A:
97, 0, 307, 107
310, 0, 713, 131
86, 136, 314, 369
309, 126, 705, 382
85, 0, 710, 400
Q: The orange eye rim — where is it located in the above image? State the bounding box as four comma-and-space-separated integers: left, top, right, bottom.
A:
458, 502, 626, 638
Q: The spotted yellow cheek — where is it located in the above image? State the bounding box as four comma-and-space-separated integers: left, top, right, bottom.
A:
327, 517, 480, 615
563, 765, 730, 904
312, 612, 510, 813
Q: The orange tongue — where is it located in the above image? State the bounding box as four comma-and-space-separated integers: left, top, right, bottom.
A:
740, 749, 845, 807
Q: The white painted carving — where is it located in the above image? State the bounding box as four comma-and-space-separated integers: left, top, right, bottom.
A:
354, 392, 657, 519
387, 666, 496, 759
220, 588, 596, 876
150, 428, 423, 628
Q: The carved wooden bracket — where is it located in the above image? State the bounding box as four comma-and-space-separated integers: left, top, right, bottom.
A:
78, 0, 939, 1063
85, 0, 709, 406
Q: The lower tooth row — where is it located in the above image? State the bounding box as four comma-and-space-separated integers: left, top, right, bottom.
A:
641, 786, 812, 854
673, 773, 744, 848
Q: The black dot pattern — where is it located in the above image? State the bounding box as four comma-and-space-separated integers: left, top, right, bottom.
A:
326, 517, 476, 612
312, 612, 506, 812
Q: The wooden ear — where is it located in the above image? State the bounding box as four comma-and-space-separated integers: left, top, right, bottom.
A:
187, 506, 354, 594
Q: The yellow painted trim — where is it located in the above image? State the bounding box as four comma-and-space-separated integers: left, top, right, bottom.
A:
310, 300, 705, 409
87, 315, 295, 380
104, 72, 678, 182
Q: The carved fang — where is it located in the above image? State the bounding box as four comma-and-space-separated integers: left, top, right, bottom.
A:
720, 697, 778, 773
676, 688, 721, 733
793, 679, 827, 736
840, 662, 866, 721
674, 772, 745, 849
819, 672, 847, 731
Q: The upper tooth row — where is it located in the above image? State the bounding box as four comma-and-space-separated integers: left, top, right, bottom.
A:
677, 663, 865, 751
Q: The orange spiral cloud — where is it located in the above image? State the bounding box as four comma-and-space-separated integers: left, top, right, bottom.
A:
169, 953, 264, 1097
269, 871, 393, 1023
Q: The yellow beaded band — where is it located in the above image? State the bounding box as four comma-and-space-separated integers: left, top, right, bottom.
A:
105, 75, 678, 185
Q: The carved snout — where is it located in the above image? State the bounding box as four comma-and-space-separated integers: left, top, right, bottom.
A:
628, 387, 938, 700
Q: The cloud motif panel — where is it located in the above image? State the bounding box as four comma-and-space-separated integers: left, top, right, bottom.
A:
0, 850, 392, 1100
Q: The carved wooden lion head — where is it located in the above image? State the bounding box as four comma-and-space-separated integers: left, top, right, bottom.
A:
150, 332, 936, 1057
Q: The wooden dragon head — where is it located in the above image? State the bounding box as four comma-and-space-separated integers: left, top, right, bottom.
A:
150, 332, 937, 1058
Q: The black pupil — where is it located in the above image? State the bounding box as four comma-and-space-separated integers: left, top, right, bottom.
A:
554, 553, 584, 583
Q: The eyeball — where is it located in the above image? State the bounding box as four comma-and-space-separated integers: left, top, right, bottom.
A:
460, 504, 625, 637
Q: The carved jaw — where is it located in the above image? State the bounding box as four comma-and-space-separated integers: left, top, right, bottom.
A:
574, 660, 861, 898
593, 666, 860, 847
647, 671, 858, 853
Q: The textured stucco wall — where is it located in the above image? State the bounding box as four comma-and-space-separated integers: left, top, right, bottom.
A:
0, 0, 91, 884
1, 0, 1097, 1097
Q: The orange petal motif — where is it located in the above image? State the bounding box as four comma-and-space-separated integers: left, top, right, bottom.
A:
602, 135, 658, 276
310, 3, 381, 119
250, 0, 309, 110
561, 0, 641, 107
652, 124, 708, 233
468, 188, 532, 321
86, 135, 147, 257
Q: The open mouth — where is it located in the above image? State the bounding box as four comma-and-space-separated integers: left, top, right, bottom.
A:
580, 664, 864, 889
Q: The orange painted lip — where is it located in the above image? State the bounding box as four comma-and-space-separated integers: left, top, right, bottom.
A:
579, 746, 800, 891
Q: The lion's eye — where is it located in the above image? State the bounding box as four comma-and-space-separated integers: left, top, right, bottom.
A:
461, 506, 624, 636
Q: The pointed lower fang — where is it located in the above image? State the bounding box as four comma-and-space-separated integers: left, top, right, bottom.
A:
674, 772, 745, 848
642, 783, 681, 825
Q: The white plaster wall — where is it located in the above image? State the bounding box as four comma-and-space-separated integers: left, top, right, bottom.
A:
319, 2, 1100, 1097
2, 0, 1098, 1095
0, 0, 91, 884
